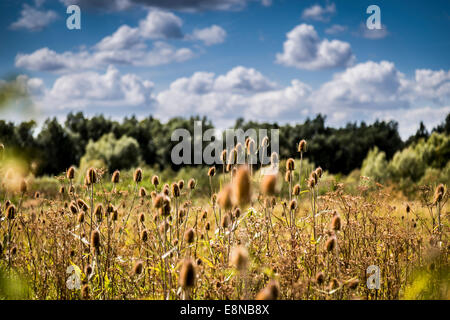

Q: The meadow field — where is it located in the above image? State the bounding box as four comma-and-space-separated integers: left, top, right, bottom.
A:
0, 138, 448, 300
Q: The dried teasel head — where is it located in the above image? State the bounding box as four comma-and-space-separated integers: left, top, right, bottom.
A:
188, 178, 196, 190
325, 236, 336, 252
111, 170, 120, 183
217, 184, 233, 211
255, 280, 280, 300
151, 175, 159, 187
207, 166, 216, 177
178, 179, 184, 190
331, 214, 341, 231
133, 261, 144, 275
315, 167, 323, 179
184, 228, 195, 244
86, 167, 97, 185
270, 152, 279, 166
285, 170, 292, 183
289, 199, 297, 211
221, 213, 231, 229
141, 229, 148, 242
233, 166, 252, 207
286, 158, 295, 171
315, 272, 325, 285
433, 184, 445, 204
139, 187, 147, 197
179, 258, 196, 288
310, 171, 318, 185
133, 168, 143, 183
171, 183, 180, 198
220, 149, 227, 164
261, 174, 277, 196
90, 229, 101, 252
261, 136, 269, 148
67, 166, 75, 180
230, 246, 249, 271
298, 139, 307, 153
292, 184, 300, 196
6, 204, 16, 220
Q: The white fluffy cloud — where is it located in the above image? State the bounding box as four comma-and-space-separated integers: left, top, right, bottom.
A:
189, 25, 227, 46
325, 24, 347, 35
15, 10, 226, 72
10, 4, 58, 31
38, 65, 155, 110
276, 24, 354, 70
301, 3, 336, 22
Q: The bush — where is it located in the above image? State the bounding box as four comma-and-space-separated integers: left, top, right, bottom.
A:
361, 147, 389, 182
80, 133, 140, 172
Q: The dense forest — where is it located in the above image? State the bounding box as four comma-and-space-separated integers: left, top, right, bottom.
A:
0, 112, 449, 177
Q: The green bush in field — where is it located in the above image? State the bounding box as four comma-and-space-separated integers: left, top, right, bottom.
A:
361, 146, 390, 182
80, 133, 140, 172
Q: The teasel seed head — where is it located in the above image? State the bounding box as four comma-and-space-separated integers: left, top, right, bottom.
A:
20, 179, 27, 194
77, 211, 85, 223
247, 138, 256, 155
139, 212, 145, 223
315, 167, 323, 179
34, 191, 40, 199
406, 204, 411, 214
221, 149, 227, 164
133, 168, 143, 183
233, 166, 252, 207
180, 258, 196, 288
286, 158, 295, 171
221, 213, 231, 229
325, 236, 336, 252
77, 199, 89, 211
255, 280, 280, 300
171, 182, 180, 198
230, 246, 249, 271
233, 207, 241, 219
59, 186, 65, 194
188, 178, 196, 190
298, 139, 307, 153
433, 183, 445, 204
178, 179, 184, 191
270, 152, 279, 166
153, 194, 164, 208
285, 170, 292, 183
293, 184, 300, 196
70, 203, 78, 214
67, 166, 75, 180
6, 204, 16, 220
94, 204, 103, 222
141, 229, 148, 242
112, 209, 118, 221
111, 170, 120, 183
289, 199, 297, 211
307, 178, 315, 189
90, 229, 101, 252
201, 210, 207, 220
133, 261, 144, 275
68, 185, 75, 194
139, 187, 147, 197
207, 166, 216, 177
184, 228, 195, 244
217, 184, 233, 210
151, 175, 159, 187
315, 272, 325, 285
331, 215, 341, 231
86, 167, 97, 185
261, 174, 277, 196
205, 221, 210, 231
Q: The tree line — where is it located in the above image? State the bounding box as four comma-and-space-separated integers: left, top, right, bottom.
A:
0, 112, 449, 177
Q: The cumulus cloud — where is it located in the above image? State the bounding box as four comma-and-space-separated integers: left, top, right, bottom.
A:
276, 24, 354, 70
301, 3, 336, 22
138, 10, 183, 39
410, 69, 450, 104
10, 4, 58, 31
188, 25, 227, 46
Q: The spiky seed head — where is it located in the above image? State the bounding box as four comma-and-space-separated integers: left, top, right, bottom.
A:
307, 178, 315, 189
217, 184, 233, 210
77, 211, 85, 223
90, 229, 101, 251
255, 280, 280, 300
6, 204, 16, 220
311, 171, 318, 185
178, 179, 184, 190
133, 261, 144, 275
208, 166, 216, 177
201, 210, 207, 220
77, 199, 89, 211
67, 166, 75, 180
261, 174, 277, 196
151, 175, 159, 187
94, 204, 103, 222
221, 213, 231, 229
205, 221, 210, 231
221, 149, 227, 163
69, 203, 78, 214
179, 259, 196, 288
86, 168, 97, 185
433, 184, 445, 204
139, 212, 145, 223
59, 186, 65, 194
188, 178, 196, 190
315, 272, 325, 285
235, 143, 243, 155
184, 228, 195, 244
111, 170, 120, 183
230, 246, 248, 271
247, 139, 256, 155
139, 187, 147, 197
326, 236, 336, 252
406, 204, 411, 213
261, 136, 269, 148
315, 167, 323, 179
298, 139, 307, 152
171, 183, 180, 198
289, 199, 297, 211
233, 166, 252, 207
233, 207, 241, 219
331, 215, 341, 231
293, 184, 300, 196
153, 194, 164, 208
112, 209, 118, 221
285, 170, 292, 183
68, 185, 75, 194
34, 191, 40, 199
286, 158, 295, 171
133, 168, 143, 183
141, 229, 148, 242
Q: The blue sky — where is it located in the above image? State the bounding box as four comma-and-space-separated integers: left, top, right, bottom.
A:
1, 0, 450, 139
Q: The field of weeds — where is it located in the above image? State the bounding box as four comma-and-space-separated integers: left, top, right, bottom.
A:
0, 141, 448, 300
